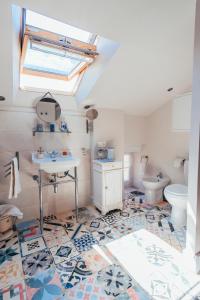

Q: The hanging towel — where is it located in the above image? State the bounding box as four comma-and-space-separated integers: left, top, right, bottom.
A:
8, 157, 21, 199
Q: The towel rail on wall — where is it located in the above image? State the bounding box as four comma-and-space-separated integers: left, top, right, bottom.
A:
4, 152, 20, 177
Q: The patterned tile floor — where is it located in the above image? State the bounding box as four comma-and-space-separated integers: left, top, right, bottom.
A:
0, 188, 198, 300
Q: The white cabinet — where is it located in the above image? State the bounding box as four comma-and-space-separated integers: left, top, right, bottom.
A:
93, 160, 123, 214
172, 93, 192, 132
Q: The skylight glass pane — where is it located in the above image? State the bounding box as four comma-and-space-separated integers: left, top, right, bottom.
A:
20, 73, 81, 94
26, 10, 92, 43
31, 42, 94, 63
24, 41, 81, 76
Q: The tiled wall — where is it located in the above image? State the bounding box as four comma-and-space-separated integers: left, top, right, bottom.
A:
0, 109, 91, 220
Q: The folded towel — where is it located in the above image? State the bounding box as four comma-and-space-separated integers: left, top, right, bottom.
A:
8, 157, 21, 199
0, 204, 23, 219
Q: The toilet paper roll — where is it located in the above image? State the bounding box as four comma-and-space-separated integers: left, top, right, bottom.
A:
173, 157, 184, 168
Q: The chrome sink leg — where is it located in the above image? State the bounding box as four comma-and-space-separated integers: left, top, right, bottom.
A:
39, 169, 43, 234
74, 166, 79, 222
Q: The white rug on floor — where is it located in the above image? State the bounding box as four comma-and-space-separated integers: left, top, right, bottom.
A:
106, 229, 200, 300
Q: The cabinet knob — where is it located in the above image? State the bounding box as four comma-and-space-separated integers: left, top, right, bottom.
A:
105, 186, 108, 189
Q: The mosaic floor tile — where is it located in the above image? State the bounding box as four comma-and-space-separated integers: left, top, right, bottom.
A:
86, 217, 107, 232
73, 232, 98, 253
125, 196, 145, 208
64, 222, 89, 240
21, 237, 46, 257
43, 214, 57, 222
112, 215, 147, 237
116, 286, 151, 300
0, 245, 21, 266
65, 275, 113, 300
22, 248, 54, 277
0, 232, 19, 250
25, 268, 64, 300
50, 241, 79, 264
81, 248, 110, 273
101, 211, 122, 225
93, 226, 120, 245
44, 231, 70, 248
66, 258, 93, 289
43, 223, 66, 236
0, 260, 24, 289
0, 281, 26, 300
97, 264, 132, 297
56, 256, 81, 289
64, 207, 100, 225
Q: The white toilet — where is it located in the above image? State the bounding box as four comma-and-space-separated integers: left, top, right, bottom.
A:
164, 160, 188, 227
142, 176, 170, 204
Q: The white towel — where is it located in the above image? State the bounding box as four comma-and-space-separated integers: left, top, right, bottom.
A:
8, 160, 14, 199
0, 204, 23, 219
8, 157, 21, 199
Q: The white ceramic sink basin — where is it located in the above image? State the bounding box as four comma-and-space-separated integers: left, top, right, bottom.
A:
32, 153, 80, 173
142, 176, 170, 190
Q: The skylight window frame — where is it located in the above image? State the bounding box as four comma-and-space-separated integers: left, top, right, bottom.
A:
20, 25, 98, 81
20, 9, 99, 95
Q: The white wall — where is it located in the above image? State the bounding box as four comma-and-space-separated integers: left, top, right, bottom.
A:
124, 114, 146, 189
145, 99, 190, 184
93, 108, 124, 161
124, 114, 146, 153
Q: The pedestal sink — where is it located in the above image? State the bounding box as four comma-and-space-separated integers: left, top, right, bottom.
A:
32, 152, 80, 173
32, 152, 80, 233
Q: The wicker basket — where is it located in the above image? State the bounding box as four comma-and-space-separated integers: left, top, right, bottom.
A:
0, 215, 13, 233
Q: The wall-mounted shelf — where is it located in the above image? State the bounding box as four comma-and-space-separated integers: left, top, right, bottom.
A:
32, 130, 72, 136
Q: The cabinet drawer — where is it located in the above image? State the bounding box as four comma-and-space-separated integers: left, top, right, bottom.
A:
93, 160, 122, 172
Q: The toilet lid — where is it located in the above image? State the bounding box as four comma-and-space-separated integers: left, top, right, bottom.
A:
165, 184, 188, 196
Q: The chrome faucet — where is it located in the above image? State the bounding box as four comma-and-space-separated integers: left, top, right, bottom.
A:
157, 172, 163, 180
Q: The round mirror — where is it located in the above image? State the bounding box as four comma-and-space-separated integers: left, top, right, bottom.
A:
86, 108, 98, 121
36, 97, 61, 123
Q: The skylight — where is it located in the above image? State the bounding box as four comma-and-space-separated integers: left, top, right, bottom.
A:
20, 10, 98, 95
26, 10, 92, 43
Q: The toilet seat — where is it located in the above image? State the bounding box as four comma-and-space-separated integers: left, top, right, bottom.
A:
165, 184, 187, 196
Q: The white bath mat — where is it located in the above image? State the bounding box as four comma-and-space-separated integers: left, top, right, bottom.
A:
106, 229, 200, 299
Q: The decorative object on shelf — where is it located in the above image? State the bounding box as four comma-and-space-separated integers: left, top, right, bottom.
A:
50, 123, 55, 132
62, 149, 68, 156
107, 147, 115, 161
36, 123, 43, 132
37, 147, 44, 159
96, 141, 107, 160
60, 120, 69, 132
